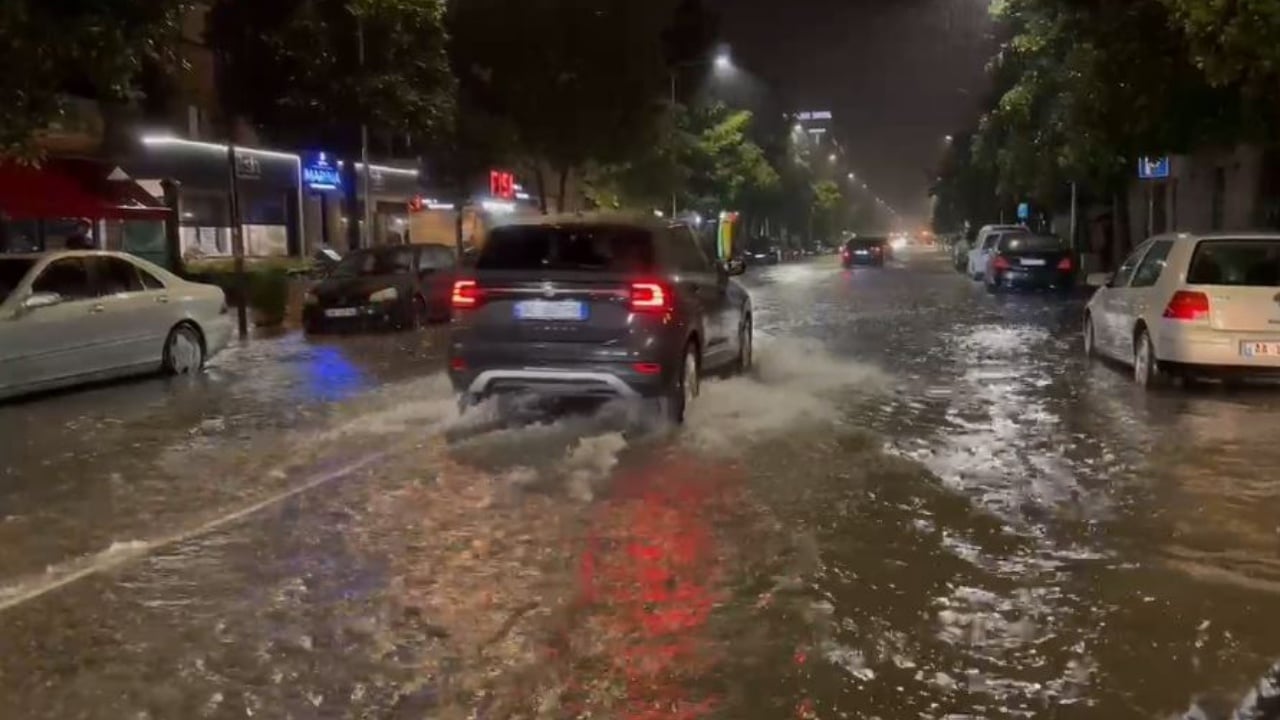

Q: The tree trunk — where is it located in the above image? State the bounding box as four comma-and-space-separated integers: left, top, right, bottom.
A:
556, 167, 570, 214
344, 160, 361, 251
534, 166, 549, 215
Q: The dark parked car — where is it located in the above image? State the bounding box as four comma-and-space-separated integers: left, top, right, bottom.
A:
842, 237, 890, 267
984, 234, 1074, 293
303, 244, 456, 333
447, 215, 752, 424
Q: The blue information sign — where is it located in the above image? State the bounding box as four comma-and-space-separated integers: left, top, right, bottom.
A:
1138, 156, 1170, 180
1017, 202, 1030, 221
302, 151, 342, 191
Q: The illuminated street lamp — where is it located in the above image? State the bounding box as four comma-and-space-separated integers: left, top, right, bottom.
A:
828, 153, 837, 163
714, 50, 733, 72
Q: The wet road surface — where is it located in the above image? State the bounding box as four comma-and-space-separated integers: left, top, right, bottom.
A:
3, 248, 1280, 719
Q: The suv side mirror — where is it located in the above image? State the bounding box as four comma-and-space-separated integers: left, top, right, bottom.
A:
20, 292, 63, 314
724, 258, 746, 277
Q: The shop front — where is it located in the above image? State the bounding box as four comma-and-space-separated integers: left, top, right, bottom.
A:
124, 136, 303, 262
299, 153, 425, 254
405, 169, 541, 253
0, 158, 170, 262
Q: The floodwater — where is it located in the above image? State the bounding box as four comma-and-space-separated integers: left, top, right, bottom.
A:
2, 248, 1279, 719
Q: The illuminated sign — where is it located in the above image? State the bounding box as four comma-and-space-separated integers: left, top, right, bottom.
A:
489, 170, 516, 200
302, 151, 342, 191
1138, 156, 1170, 180
797, 111, 833, 121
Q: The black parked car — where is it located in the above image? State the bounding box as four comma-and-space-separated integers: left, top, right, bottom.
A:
842, 237, 891, 267
303, 244, 456, 333
984, 234, 1074, 293
447, 215, 752, 424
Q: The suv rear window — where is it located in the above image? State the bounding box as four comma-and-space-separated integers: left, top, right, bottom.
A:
1187, 239, 1280, 287
478, 225, 656, 272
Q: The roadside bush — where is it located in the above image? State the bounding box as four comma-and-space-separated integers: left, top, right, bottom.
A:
184, 259, 300, 327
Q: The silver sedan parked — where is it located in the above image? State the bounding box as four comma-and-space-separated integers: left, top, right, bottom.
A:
0, 251, 234, 400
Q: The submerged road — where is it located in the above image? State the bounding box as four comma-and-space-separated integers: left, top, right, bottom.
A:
3, 247, 1279, 719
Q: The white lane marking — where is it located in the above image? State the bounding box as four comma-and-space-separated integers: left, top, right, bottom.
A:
0, 451, 389, 614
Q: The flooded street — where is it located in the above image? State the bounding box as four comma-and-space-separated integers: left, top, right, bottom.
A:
3, 248, 1280, 719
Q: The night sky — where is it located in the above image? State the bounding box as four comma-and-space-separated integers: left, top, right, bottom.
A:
708, 0, 998, 225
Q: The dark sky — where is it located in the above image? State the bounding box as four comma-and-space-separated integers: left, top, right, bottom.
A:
707, 0, 997, 225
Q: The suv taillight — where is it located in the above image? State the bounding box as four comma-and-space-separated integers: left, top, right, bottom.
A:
629, 282, 671, 312
451, 280, 480, 309
1163, 290, 1210, 321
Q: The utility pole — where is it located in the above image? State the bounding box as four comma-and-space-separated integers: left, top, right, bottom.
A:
358, 15, 373, 247
669, 71, 678, 219
226, 143, 248, 340
1069, 181, 1078, 251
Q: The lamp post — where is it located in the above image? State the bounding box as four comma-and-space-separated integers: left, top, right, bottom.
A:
669, 49, 734, 219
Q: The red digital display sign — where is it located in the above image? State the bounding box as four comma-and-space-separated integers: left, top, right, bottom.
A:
489, 170, 515, 200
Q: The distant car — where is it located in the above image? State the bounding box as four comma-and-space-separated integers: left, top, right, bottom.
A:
448, 214, 752, 424
1084, 232, 1280, 387
0, 251, 233, 400
984, 235, 1074, 293
842, 237, 890, 267
747, 246, 781, 265
968, 229, 1028, 280
303, 244, 456, 333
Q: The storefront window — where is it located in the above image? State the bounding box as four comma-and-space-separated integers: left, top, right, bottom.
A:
183, 190, 230, 226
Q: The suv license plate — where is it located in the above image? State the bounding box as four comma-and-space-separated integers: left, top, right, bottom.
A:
325, 308, 359, 318
1241, 341, 1280, 358
515, 300, 586, 321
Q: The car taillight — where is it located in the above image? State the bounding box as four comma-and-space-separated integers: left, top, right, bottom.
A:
993, 255, 1012, 271
633, 362, 662, 375
451, 280, 479, 309
1163, 290, 1210, 321
630, 282, 671, 312
1057, 256, 1074, 271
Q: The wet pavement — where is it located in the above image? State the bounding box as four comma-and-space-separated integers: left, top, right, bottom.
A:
3, 248, 1280, 719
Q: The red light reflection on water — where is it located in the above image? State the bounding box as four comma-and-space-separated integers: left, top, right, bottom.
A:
571, 457, 737, 719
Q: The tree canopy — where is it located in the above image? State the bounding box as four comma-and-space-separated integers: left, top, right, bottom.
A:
206, 0, 456, 153
0, 0, 187, 160
450, 0, 676, 211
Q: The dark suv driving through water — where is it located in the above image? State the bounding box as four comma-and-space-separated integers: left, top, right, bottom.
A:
447, 214, 752, 424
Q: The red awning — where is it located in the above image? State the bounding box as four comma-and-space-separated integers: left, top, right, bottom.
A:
0, 159, 170, 221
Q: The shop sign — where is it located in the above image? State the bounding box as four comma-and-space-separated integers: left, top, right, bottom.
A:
302, 151, 342, 191
490, 170, 516, 200
235, 152, 261, 180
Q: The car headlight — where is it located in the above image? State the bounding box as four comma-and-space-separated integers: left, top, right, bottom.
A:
304, 291, 318, 306
369, 287, 399, 303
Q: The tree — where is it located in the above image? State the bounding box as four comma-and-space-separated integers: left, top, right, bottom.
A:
0, 0, 187, 159
975, 0, 1244, 262
207, 0, 456, 153
1160, 0, 1280, 91
450, 0, 676, 212
682, 104, 780, 215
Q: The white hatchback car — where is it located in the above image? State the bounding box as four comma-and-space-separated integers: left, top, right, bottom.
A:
0, 251, 234, 400
1084, 233, 1280, 387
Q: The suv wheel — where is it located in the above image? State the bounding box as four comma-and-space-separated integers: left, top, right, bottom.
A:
658, 342, 700, 425
735, 315, 753, 374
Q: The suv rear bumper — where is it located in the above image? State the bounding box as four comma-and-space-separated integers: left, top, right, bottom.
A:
450, 363, 670, 401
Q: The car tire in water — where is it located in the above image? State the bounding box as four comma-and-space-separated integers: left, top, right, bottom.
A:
1083, 314, 1097, 358
734, 315, 753, 375
657, 341, 700, 425
163, 324, 205, 375
1134, 327, 1163, 389
401, 295, 428, 331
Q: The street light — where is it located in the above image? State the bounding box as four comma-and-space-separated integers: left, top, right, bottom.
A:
847, 172, 856, 180
669, 48, 736, 218
829, 153, 837, 163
